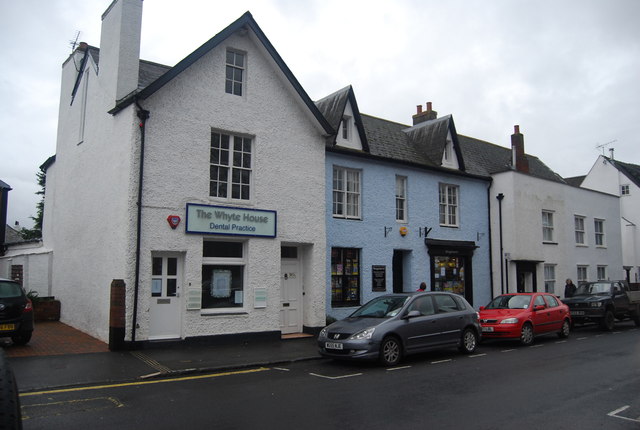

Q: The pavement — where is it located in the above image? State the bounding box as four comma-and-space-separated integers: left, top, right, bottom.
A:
2, 321, 321, 393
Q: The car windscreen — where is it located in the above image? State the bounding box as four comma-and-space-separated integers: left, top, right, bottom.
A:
486, 295, 531, 309
0, 281, 25, 298
350, 296, 409, 318
574, 283, 611, 295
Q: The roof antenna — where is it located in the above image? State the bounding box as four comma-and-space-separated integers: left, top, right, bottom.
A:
69, 31, 81, 51
595, 140, 616, 156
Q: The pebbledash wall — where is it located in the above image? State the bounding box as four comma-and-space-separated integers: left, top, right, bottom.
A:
42, 1, 328, 343
326, 151, 492, 320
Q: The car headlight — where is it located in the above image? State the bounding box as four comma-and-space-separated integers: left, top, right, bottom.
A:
349, 327, 375, 340
500, 318, 519, 324
319, 328, 328, 338
590, 302, 602, 308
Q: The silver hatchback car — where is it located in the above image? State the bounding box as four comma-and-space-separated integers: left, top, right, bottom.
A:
318, 292, 481, 366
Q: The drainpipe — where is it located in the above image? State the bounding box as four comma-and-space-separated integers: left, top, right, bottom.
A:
496, 193, 505, 295
132, 99, 150, 344
486, 183, 494, 299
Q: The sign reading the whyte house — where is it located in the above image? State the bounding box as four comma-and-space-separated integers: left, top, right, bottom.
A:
186, 203, 277, 238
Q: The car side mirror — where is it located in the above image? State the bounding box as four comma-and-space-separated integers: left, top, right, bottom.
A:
405, 310, 421, 319
534, 305, 546, 312
479, 306, 485, 311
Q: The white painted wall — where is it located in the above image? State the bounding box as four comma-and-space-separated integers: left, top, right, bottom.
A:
490, 170, 622, 300
581, 155, 640, 282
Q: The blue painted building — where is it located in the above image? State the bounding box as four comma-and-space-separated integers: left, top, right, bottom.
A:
316, 87, 493, 319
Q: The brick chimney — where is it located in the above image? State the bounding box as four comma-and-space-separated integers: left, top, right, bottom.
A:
511, 125, 529, 173
99, 0, 143, 103
412, 102, 438, 125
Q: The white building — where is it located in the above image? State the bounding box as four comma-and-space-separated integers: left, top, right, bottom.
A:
578, 154, 640, 283
477, 127, 623, 298
43, 0, 331, 345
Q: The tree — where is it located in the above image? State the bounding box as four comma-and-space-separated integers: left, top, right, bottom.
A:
19, 168, 45, 240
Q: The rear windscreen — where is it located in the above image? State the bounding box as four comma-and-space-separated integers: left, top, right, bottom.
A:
0, 281, 24, 298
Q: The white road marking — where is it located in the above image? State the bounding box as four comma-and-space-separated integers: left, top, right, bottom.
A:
577, 337, 588, 340
607, 405, 640, 423
529, 344, 544, 348
469, 353, 486, 358
273, 367, 290, 371
431, 359, 452, 364
501, 349, 516, 353
386, 366, 412, 371
309, 372, 362, 380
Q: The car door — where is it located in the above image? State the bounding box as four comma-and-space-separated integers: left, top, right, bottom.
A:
398, 296, 441, 352
542, 294, 565, 331
432, 294, 465, 345
530, 294, 554, 334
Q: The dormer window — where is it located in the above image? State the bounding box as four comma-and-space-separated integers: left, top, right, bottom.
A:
225, 49, 245, 96
443, 141, 452, 161
341, 116, 351, 140
441, 136, 459, 169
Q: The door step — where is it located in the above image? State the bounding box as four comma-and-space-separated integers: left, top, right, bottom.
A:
281, 333, 314, 340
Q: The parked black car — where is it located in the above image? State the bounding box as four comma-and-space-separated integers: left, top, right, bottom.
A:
318, 292, 481, 366
563, 280, 640, 330
0, 278, 34, 345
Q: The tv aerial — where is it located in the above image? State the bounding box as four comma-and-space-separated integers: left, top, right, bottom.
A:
595, 140, 617, 155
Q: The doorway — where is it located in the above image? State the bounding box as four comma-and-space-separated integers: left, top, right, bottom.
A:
516, 262, 538, 293
149, 254, 182, 340
393, 250, 404, 293
280, 247, 303, 334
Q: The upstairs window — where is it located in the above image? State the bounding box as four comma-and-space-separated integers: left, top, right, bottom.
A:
594, 219, 605, 246
210, 131, 252, 201
225, 50, 245, 96
439, 184, 459, 227
333, 167, 361, 219
341, 116, 351, 140
395, 176, 407, 222
542, 210, 554, 242
621, 184, 630, 196
574, 215, 585, 245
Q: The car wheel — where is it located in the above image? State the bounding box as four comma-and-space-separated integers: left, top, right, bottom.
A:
557, 319, 570, 338
11, 332, 32, 346
0, 352, 22, 429
600, 310, 615, 331
458, 328, 478, 354
379, 336, 402, 366
520, 323, 534, 346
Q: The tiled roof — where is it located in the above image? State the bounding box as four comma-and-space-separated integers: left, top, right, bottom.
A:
608, 158, 640, 188
315, 86, 350, 133
564, 175, 585, 187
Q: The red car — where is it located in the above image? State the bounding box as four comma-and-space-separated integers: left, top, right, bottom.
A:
479, 293, 571, 345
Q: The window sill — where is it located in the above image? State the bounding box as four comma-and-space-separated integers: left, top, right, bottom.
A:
542, 241, 558, 245
331, 304, 360, 308
332, 216, 362, 221
439, 224, 459, 229
596, 246, 607, 249
575, 244, 588, 248
200, 310, 248, 317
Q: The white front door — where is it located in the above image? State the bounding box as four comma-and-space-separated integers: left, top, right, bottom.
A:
149, 255, 182, 340
280, 258, 302, 334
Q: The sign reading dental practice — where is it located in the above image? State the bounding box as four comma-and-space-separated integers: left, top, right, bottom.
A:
186, 203, 277, 238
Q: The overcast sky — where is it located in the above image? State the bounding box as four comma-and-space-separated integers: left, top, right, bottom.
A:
1, 0, 639, 229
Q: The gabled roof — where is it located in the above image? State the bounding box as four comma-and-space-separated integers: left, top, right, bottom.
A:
457, 134, 565, 183
315, 85, 369, 151
106, 11, 333, 135
564, 175, 585, 187
404, 115, 465, 171
606, 157, 640, 188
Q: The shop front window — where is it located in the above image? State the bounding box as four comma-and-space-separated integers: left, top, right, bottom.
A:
331, 248, 360, 306
201, 241, 244, 309
433, 256, 465, 296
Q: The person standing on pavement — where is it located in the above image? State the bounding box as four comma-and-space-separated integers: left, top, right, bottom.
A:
564, 278, 577, 298
417, 282, 427, 292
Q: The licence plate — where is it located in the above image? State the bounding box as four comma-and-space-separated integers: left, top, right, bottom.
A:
481, 326, 494, 333
570, 311, 585, 316
325, 342, 343, 350
0, 324, 15, 331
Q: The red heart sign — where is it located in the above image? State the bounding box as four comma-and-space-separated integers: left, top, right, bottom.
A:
167, 215, 181, 229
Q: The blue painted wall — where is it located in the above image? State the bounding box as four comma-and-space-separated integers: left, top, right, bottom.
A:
326, 151, 492, 320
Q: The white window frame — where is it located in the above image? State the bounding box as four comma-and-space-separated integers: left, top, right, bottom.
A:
341, 116, 351, 141
577, 265, 588, 283
597, 265, 607, 281
574, 215, 586, 245
544, 264, 556, 293
594, 219, 605, 247
395, 176, 407, 222
210, 131, 253, 201
439, 183, 459, 227
621, 184, 630, 196
225, 49, 245, 96
542, 210, 554, 243
333, 167, 361, 219
201, 240, 246, 313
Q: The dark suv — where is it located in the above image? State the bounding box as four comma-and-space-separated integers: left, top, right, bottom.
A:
0, 278, 34, 345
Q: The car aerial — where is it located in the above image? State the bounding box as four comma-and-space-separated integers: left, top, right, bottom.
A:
317, 292, 481, 366
0, 278, 34, 345
478, 292, 571, 345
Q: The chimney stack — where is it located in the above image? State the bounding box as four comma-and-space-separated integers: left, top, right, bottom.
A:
412, 102, 437, 125
511, 125, 529, 174
99, 0, 143, 103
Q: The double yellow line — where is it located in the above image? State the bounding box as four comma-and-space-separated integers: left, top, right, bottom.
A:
20, 367, 270, 397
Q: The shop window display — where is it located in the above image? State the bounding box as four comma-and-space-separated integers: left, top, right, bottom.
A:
433, 256, 465, 295
331, 248, 360, 306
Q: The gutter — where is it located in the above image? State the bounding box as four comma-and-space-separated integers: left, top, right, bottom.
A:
132, 99, 150, 343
